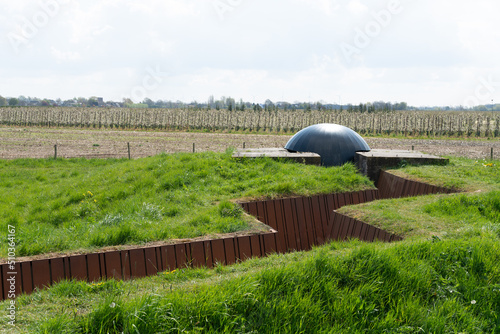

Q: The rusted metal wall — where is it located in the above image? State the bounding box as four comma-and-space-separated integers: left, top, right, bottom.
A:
377, 171, 456, 199
0, 232, 278, 300
240, 190, 381, 253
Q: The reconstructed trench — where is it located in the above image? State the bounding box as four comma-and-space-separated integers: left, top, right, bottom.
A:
0, 171, 456, 300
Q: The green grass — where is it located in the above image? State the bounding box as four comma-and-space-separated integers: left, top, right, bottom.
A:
340, 158, 500, 239
0, 151, 373, 258
2, 156, 500, 333
388, 157, 500, 192
6, 236, 500, 333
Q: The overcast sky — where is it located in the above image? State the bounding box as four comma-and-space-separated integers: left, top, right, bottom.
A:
1, 0, 499, 106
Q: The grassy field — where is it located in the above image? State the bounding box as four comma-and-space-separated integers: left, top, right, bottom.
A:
2, 156, 499, 333
339, 158, 500, 241
0, 151, 372, 259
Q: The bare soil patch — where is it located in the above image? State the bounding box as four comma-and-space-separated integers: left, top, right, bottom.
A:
0, 126, 498, 160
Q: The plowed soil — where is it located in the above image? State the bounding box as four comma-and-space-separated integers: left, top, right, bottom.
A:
0, 127, 498, 160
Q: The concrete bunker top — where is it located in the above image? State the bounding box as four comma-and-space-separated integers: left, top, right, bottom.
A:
285, 123, 371, 166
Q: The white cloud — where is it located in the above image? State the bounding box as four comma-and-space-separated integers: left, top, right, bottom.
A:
1, 0, 499, 106
346, 0, 368, 14
50, 47, 81, 61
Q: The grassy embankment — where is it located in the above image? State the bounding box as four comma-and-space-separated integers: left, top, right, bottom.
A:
2, 156, 500, 333
0, 151, 372, 259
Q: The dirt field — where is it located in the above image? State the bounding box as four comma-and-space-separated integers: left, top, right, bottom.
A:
0, 126, 498, 160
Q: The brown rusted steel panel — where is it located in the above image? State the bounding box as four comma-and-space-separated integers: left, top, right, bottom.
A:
352, 221, 363, 239
377, 172, 388, 199
401, 179, 411, 198
247, 201, 258, 218
365, 226, 377, 242
339, 216, 351, 240
407, 180, 416, 197
211, 239, 226, 265
102, 251, 121, 280
121, 251, 131, 280
407, 181, 416, 197
345, 192, 354, 206
375, 229, 386, 242
21, 262, 33, 295
396, 177, 406, 198
337, 192, 346, 208
386, 173, 397, 198
223, 238, 236, 265
250, 234, 262, 257
365, 190, 373, 202
325, 194, 336, 220
190, 241, 206, 267
0, 265, 4, 300
358, 223, 368, 241
158, 247, 167, 272
63, 257, 70, 279
416, 182, 426, 196
204, 241, 213, 268
32, 260, 51, 290
262, 233, 277, 255
175, 244, 188, 269
302, 197, 317, 247
331, 193, 339, 211
236, 236, 252, 260
294, 197, 311, 250
129, 249, 146, 278
282, 198, 298, 251
272, 199, 288, 253
352, 191, 360, 205
86, 253, 101, 282
99, 253, 106, 280
163, 245, 176, 271
155, 247, 164, 272
325, 214, 334, 240
256, 201, 268, 224
330, 212, 344, 240
372, 189, 380, 200
310, 196, 325, 245
346, 218, 358, 239
144, 247, 158, 276
50, 258, 66, 284
264, 200, 279, 232
314, 195, 328, 243
240, 202, 249, 212
423, 183, 432, 195
358, 190, 367, 204
68, 255, 87, 281
384, 231, 392, 242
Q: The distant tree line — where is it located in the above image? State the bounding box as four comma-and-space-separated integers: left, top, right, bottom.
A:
1, 94, 499, 112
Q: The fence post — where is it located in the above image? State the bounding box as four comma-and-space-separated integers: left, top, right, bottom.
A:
193, 143, 195, 153
492, 147, 494, 160
411, 145, 414, 151
127, 142, 131, 160
54, 145, 57, 159
243, 142, 246, 149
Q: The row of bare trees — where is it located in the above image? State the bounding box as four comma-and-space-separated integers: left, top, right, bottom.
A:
1, 107, 499, 137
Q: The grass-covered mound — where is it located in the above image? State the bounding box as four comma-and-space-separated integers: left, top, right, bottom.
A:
2, 157, 500, 333
389, 157, 500, 192
20, 236, 500, 333
0, 151, 373, 258
340, 158, 500, 239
